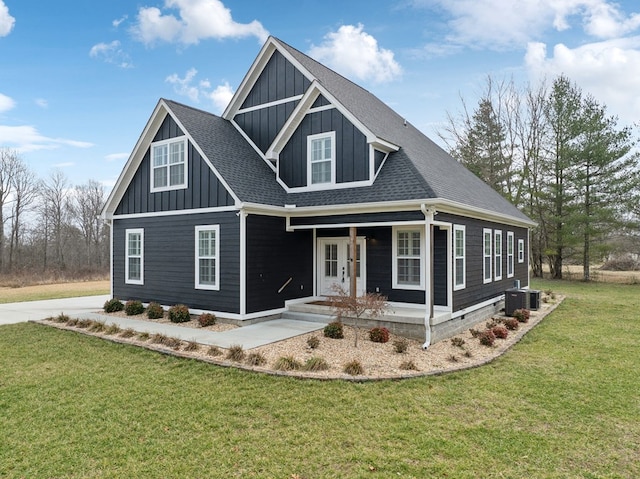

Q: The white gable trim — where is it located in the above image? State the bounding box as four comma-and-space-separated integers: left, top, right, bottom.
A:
101, 99, 241, 219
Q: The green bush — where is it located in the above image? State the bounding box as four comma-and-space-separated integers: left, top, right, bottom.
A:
103, 298, 124, 313
368, 326, 390, 343
323, 321, 344, 339
198, 313, 217, 327
168, 304, 191, 323
124, 300, 144, 316
146, 302, 164, 319
343, 360, 364, 376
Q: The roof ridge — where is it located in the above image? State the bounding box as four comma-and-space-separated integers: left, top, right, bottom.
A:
162, 98, 220, 118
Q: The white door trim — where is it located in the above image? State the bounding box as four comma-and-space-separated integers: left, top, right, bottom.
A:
317, 236, 366, 296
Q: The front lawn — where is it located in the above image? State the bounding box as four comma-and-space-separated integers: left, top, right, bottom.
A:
0, 279, 638, 478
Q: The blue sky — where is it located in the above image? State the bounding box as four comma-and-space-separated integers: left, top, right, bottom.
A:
1, 0, 640, 189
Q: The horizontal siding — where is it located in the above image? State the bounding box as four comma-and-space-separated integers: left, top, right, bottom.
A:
246, 215, 313, 313
113, 212, 240, 313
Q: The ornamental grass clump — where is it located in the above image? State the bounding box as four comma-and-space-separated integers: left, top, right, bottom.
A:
206, 345, 222, 357
103, 298, 124, 313
53, 313, 70, 323
399, 360, 418, 371
146, 302, 164, 319
451, 337, 466, 348
88, 321, 106, 333
168, 304, 191, 323
119, 328, 136, 338
246, 352, 267, 366
124, 300, 144, 316
226, 344, 245, 362
323, 321, 344, 339
183, 341, 200, 352
273, 356, 302, 371
368, 326, 390, 343
343, 360, 364, 376
302, 356, 329, 372
104, 323, 122, 335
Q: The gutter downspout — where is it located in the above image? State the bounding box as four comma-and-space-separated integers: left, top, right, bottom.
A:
421, 204, 436, 349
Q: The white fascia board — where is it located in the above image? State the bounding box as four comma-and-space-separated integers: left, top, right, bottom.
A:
101, 99, 169, 219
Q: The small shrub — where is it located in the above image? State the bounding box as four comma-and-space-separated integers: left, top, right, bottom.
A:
273, 356, 302, 371
168, 304, 191, 323
104, 323, 122, 335
53, 313, 70, 323
124, 300, 144, 316
323, 321, 344, 339
469, 328, 481, 338
182, 341, 200, 352
448, 354, 459, 363
66, 318, 79, 326
485, 319, 498, 329
503, 318, 519, 331
166, 337, 182, 349
137, 332, 150, 341
76, 319, 92, 329
368, 326, 390, 343
399, 360, 418, 371
246, 352, 267, 366
146, 302, 164, 319
198, 313, 217, 327
492, 325, 509, 339
393, 338, 409, 354
88, 321, 106, 332
103, 298, 124, 313
151, 333, 180, 348
463, 350, 473, 358
451, 337, 466, 348
343, 360, 364, 376
302, 356, 329, 372
513, 308, 530, 323
120, 328, 136, 338
478, 329, 496, 347
206, 345, 222, 357
306, 335, 320, 349
226, 344, 245, 362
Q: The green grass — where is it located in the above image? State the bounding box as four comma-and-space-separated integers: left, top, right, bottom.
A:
1, 280, 638, 478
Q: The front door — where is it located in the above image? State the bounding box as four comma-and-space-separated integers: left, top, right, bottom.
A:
318, 237, 366, 296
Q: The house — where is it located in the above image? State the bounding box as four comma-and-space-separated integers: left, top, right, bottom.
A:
101, 37, 535, 348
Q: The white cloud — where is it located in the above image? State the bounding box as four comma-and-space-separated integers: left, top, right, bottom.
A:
308, 24, 402, 83
53, 162, 75, 168
206, 82, 234, 113
89, 40, 133, 68
0, 125, 93, 153
35, 98, 48, 108
131, 0, 268, 46
0, 0, 15, 37
105, 152, 129, 162
113, 15, 128, 28
166, 68, 202, 102
0, 92, 15, 112
413, 0, 640, 49
525, 37, 640, 126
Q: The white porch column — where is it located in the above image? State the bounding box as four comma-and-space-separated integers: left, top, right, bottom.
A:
421, 205, 436, 349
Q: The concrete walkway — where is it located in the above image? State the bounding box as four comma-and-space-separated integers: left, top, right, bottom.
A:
0, 295, 326, 349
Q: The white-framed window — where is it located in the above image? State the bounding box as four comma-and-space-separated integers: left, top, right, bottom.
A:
125, 228, 144, 285
307, 132, 335, 185
483, 228, 492, 284
150, 137, 187, 192
518, 238, 525, 263
454, 225, 466, 290
494, 229, 503, 281
392, 226, 424, 289
507, 231, 515, 278
195, 225, 220, 290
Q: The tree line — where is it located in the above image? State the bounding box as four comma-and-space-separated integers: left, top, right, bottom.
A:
0, 148, 109, 282
440, 75, 640, 280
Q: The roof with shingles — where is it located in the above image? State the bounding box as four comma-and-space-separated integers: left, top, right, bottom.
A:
162, 37, 532, 224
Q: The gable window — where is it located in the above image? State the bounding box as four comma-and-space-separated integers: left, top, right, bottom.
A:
307, 132, 335, 185
483, 228, 492, 284
494, 230, 503, 281
125, 229, 143, 285
151, 137, 187, 192
392, 227, 424, 289
507, 231, 515, 278
454, 225, 466, 290
195, 225, 219, 290
518, 238, 525, 263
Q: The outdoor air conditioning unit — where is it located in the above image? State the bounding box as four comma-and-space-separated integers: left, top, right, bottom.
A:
505, 288, 529, 316
529, 290, 541, 310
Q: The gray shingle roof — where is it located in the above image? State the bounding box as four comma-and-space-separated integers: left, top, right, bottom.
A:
163, 38, 532, 224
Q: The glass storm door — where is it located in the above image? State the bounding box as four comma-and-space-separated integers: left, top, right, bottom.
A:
318, 238, 366, 296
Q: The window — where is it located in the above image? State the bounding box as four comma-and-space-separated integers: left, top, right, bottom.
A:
195, 225, 220, 290
307, 132, 335, 185
393, 227, 424, 289
518, 238, 525, 263
507, 231, 514, 278
125, 229, 143, 285
494, 230, 503, 281
151, 137, 187, 192
454, 225, 466, 290
483, 228, 492, 284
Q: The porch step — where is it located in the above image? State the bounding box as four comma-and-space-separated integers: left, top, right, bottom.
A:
280, 310, 334, 324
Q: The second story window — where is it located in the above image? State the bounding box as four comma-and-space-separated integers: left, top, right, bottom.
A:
308, 132, 335, 185
151, 137, 187, 192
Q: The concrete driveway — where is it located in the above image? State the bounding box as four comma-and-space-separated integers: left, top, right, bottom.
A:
0, 295, 110, 325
